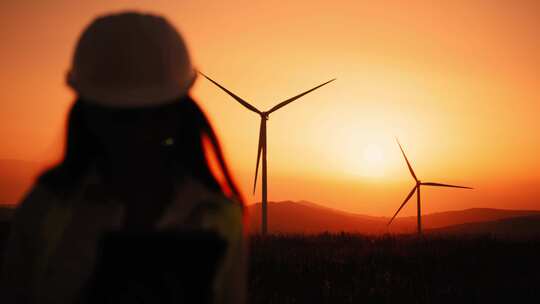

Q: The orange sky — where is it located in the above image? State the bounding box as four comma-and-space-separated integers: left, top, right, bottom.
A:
0, 1, 539, 216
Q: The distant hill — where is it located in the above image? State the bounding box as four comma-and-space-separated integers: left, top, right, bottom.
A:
391, 208, 540, 231
248, 200, 387, 234
2, 197, 540, 239
248, 201, 540, 236
429, 215, 540, 239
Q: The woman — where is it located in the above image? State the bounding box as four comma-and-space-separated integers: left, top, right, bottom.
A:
1, 11, 246, 304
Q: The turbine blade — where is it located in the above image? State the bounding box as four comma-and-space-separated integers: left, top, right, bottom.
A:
253, 119, 264, 194
267, 78, 336, 114
199, 72, 261, 114
421, 182, 473, 189
396, 138, 418, 181
388, 186, 417, 226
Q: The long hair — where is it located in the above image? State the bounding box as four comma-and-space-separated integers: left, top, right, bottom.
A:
38, 95, 244, 206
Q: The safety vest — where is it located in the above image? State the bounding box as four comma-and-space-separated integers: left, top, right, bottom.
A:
1, 172, 244, 304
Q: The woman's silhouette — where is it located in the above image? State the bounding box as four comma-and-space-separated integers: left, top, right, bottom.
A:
1, 11, 246, 304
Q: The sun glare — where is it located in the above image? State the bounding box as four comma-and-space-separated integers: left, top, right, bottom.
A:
360, 144, 385, 177
363, 144, 383, 164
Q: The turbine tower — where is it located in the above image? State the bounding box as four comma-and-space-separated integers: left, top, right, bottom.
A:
388, 138, 473, 235
201, 72, 335, 235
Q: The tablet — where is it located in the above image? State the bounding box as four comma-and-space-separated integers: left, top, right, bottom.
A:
84, 230, 227, 304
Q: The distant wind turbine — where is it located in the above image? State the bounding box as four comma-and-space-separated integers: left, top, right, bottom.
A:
200, 72, 336, 235
388, 138, 473, 235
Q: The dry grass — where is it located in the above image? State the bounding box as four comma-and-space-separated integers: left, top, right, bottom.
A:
249, 233, 540, 304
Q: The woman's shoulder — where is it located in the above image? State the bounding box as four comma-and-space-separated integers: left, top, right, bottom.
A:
7, 183, 65, 242
13, 183, 58, 219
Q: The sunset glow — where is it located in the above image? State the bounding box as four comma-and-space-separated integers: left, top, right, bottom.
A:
361, 144, 384, 176
0, 1, 538, 216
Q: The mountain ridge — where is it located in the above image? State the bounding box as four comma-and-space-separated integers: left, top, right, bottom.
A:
248, 201, 540, 235
2, 199, 540, 237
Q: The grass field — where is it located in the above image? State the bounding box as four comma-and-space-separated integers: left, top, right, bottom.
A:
2, 226, 539, 303
248, 233, 540, 304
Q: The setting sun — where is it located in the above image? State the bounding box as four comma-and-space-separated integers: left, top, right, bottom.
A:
361, 144, 384, 177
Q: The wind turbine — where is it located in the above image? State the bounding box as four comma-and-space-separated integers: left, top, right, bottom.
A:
200, 72, 335, 235
388, 138, 473, 235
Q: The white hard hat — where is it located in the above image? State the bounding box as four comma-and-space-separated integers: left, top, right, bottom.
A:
67, 11, 196, 107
